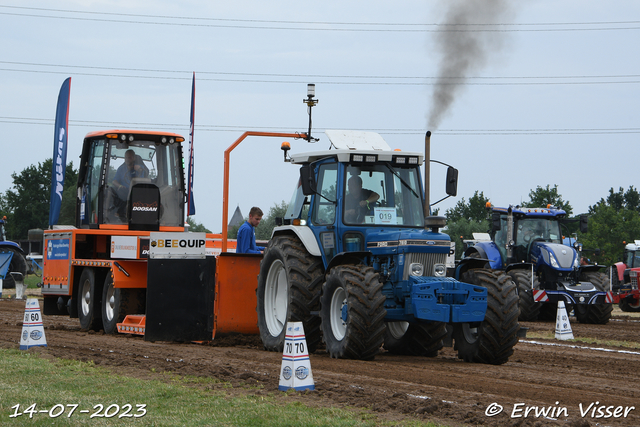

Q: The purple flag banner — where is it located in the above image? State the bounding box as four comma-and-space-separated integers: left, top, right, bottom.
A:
49, 77, 71, 227
187, 72, 196, 217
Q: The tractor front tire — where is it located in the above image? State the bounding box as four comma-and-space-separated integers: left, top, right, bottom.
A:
383, 321, 446, 357
77, 268, 103, 331
257, 235, 324, 353
454, 268, 520, 365
320, 265, 386, 360
1, 247, 27, 289
619, 297, 640, 313
575, 271, 613, 324
509, 269, 541, 322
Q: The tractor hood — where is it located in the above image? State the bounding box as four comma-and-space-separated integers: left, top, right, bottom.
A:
530, 241, 579, 270
365, 228, 452, 255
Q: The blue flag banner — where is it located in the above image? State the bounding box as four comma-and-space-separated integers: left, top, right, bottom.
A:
187, 72, 196, 217
49, 77, 71, 227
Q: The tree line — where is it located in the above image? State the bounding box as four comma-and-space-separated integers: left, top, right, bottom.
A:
445, 184, 640, 265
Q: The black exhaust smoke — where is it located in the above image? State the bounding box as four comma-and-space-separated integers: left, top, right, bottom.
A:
427, 0, 517, 130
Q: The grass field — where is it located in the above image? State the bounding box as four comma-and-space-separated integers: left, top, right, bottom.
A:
0, 349, 442, 427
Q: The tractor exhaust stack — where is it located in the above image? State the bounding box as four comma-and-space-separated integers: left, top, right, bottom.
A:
424, 131, 431, 217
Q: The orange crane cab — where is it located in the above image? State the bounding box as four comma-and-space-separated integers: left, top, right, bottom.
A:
41, 130, 244, 339
42, 130, 187, 331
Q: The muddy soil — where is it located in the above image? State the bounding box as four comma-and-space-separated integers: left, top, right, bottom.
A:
2, 295, 640, 426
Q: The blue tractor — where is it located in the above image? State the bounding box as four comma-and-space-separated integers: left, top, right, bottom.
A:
0, 216, 28, 289
464, 205, 612, 324
256, 131, 520, 364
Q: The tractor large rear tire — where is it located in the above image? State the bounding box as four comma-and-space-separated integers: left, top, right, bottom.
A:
1, 247, 27, 289
454, 269, 520, 365
509, 269, 540, 321
575, 271, 613, 324
257, 235, 324, 353
383, 321, 446, 357
77, 268, 103, 331
320, 265, 386, 360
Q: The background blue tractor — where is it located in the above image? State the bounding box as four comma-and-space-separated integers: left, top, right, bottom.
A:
256, 131, 520, 364
463, 205, 612, 324
0, 216, 28, 289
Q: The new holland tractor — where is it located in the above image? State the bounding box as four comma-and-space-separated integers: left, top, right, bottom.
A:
0, 216, 28, 289
463, 204, 612, 324
256, 130, 520, 364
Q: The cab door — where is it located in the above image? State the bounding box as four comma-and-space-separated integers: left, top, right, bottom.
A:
307, 160, 339, 268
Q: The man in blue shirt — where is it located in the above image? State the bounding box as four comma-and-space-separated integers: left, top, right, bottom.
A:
237, 207, 265, 254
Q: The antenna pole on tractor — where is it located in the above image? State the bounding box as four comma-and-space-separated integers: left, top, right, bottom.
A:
303, 84, 319, 142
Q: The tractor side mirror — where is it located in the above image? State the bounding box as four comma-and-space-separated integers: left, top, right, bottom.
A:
579, 214, 588, 233
491, 212, 501, 232
299, 165, 316, 196
445, 167, 458, 197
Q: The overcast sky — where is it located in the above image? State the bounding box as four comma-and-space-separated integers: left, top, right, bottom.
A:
1, 1, 639, 232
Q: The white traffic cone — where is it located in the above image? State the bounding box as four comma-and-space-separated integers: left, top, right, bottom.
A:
19, 298, 48, 350
278, 322, 314, 391
555, 301, 574, 340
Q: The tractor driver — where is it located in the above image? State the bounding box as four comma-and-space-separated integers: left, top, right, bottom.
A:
344, 175, 380, 224
109, 149, 149, 219
112, 149, 148, 200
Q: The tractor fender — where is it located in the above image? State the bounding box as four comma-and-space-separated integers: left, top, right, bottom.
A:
612, 262, 626, 281
463, 244, 488, 260
505, 262, 533, 274
325, 251, 371, 274
271, 225, 321, 257
463, 241, 502, 269
455, 256, 492, 279
579, 264, 605, 274
0, 241, 25, 253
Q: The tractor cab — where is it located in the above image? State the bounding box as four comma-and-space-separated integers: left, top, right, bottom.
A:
623, 241, 640, 269
76, 130, 186, 230
619, 241, 640, 284
285, 130, 438, 268
488, 206, 574, 269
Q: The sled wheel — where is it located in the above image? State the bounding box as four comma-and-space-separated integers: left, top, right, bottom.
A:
102, 274, 143, 334
78, 268, 103, 331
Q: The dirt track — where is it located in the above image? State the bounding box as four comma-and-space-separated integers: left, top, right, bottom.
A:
3, 295, 640, 427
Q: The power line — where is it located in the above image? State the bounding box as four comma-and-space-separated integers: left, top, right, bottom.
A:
2, 60, 639, 82
1, 5, 640, 32
2, 67, 639, 86
1, 116, 638, 135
